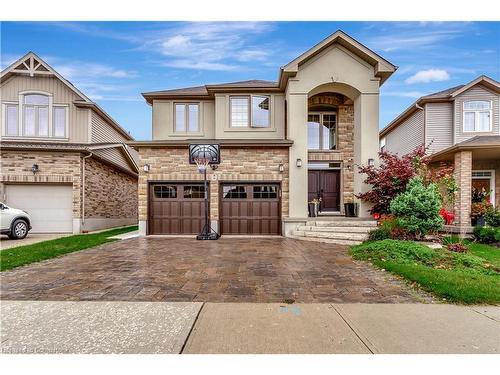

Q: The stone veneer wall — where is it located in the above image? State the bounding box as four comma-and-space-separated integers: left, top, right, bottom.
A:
0, 150, 82, 218
84, 157, 138, 220
138, 147, 289, 224
473, 159, 500, 208
454, 151, 473, 227
307, 104, 355, 206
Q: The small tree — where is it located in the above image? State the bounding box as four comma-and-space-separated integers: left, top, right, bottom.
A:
357, 145, 428, 214
390, 177, 444, 239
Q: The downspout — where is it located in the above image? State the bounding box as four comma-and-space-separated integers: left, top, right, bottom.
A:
81, 152, 93, 231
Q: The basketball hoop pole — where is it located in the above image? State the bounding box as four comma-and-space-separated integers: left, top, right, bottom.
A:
189, 144, 220, 240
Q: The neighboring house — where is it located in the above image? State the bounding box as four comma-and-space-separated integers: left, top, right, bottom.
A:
380, 75, 500, 229
130, 30, 396, 237
0, 52, 139, 234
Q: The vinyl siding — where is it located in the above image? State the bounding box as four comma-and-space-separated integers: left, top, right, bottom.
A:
385, 109, 424, 155
425, 102, 453, 154
0, 75, 89, 143
454, 85, 500, 144
91, 110, 129, 143
92, 147, 135, 175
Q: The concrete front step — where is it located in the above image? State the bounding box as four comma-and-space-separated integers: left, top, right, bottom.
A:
288, 234, 363, 246
306, 220, 377, 228
297, 225, 373, 233
293, 230, 368, 241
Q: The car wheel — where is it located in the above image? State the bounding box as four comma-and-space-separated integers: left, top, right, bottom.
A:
10, 219, 29, 240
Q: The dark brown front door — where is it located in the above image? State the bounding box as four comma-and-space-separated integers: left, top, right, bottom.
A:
149, 183, 206, 234
220, 183, 281, 235
308, 170, 340, 211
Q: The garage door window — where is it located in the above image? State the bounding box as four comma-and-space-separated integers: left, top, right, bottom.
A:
253, 185, 278, 199
223, 185, 247, 199
184, 185, 205, 198
153, 185, 177, 198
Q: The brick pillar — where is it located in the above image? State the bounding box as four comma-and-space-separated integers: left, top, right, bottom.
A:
454, 151, 472, 228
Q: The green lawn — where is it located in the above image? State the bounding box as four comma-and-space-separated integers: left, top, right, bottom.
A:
0, 226, 137, 272
350, 239, 500, 305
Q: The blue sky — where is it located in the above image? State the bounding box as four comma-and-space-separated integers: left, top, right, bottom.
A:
1, 21, 499, 140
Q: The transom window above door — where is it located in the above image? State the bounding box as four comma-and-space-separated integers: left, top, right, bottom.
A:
174, 103, 199, 133
2, 91, 68, 138
463, 101, 492, 132
307, 112, 337, 150
230, 95, 270, 128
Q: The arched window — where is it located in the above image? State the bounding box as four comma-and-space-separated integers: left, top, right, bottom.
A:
2, 91, 68, 138
23, 94, 50, 136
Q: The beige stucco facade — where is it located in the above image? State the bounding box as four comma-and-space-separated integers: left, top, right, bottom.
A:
135, 30, 396, 236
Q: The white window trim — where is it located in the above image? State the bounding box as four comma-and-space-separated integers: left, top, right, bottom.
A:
462, 100, 492, 133
472, 169, 496, 207
307, 111, 338, 151
1, 101, 19, 137
173, 102, 202, 135
2, 91, 70, 140
53, 104, 70, 139
229, 95, 272, 130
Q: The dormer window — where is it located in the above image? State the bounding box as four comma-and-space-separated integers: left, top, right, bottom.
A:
2, 91, 68, 138
463, 101, 491, 132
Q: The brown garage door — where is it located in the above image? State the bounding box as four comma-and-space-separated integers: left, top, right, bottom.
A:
220, 183, 281, 235
149, 183, 206, 234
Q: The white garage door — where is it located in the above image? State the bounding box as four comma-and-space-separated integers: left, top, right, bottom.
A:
5, 184, 73, 233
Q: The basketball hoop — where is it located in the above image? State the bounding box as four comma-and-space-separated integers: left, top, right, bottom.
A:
194, 157, 209, 174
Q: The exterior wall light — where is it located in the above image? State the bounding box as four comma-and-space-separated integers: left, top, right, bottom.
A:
368, 158, 375, 167
278, 163, 284, 173
31, 164, 39, 174
143, 164, 151, 173
296, 158, 302, 168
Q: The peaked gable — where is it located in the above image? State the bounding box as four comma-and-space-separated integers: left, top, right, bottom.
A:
1, 52, 91, 103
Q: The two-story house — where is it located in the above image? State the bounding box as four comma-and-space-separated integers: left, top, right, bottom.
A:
380, 75, 500, 230
130, 30, 396, 238
1, 52, 139, 234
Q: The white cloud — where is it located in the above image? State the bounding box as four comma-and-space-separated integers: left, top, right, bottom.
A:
366, 22, 470, 52
146, 22, 276, 71
405, 69, 450, 84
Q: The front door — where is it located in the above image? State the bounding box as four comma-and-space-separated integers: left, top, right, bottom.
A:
308, 170, 340, 212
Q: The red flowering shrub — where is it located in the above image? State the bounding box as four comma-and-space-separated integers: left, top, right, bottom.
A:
357, 146, 428, 214
357, 145, 456, 215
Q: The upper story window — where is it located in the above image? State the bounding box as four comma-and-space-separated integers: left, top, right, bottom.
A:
175, 103, 199, 133
380, 137, 386, 151
230, 95, 270, 128
463, 101, 491, 132
2, 92, 67, 138
307, 112, 337, 150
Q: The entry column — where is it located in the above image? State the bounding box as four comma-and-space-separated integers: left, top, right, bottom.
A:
286, 92, 308, 218
454, 151, 472, 231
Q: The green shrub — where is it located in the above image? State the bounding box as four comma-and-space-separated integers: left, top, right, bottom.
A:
390, 177, 444, 238
368, 227, 391, 241
473, 226, 500, 244
485, 207, 500, 227
350, 239, 438, 266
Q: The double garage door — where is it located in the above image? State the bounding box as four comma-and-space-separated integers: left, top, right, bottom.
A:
4, 184, 73, 233
149, 182, 281, 235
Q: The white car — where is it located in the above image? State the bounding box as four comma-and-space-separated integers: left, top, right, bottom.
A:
0, 202, 32, 240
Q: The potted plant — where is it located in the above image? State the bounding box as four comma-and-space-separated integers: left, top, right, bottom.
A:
308, 198, 321, 217
471, 187, 491, 226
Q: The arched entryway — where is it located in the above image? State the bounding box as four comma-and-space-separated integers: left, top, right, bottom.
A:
307, 92, 355, 213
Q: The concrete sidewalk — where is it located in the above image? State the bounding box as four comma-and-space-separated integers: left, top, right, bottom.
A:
1, 301, 498, 354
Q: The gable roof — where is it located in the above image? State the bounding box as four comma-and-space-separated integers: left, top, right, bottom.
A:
142, 30, 396, 103
380, 75, 500, 138
280, 30, 397, 86
142, 80, 279, 103
1, 52, 134, 141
